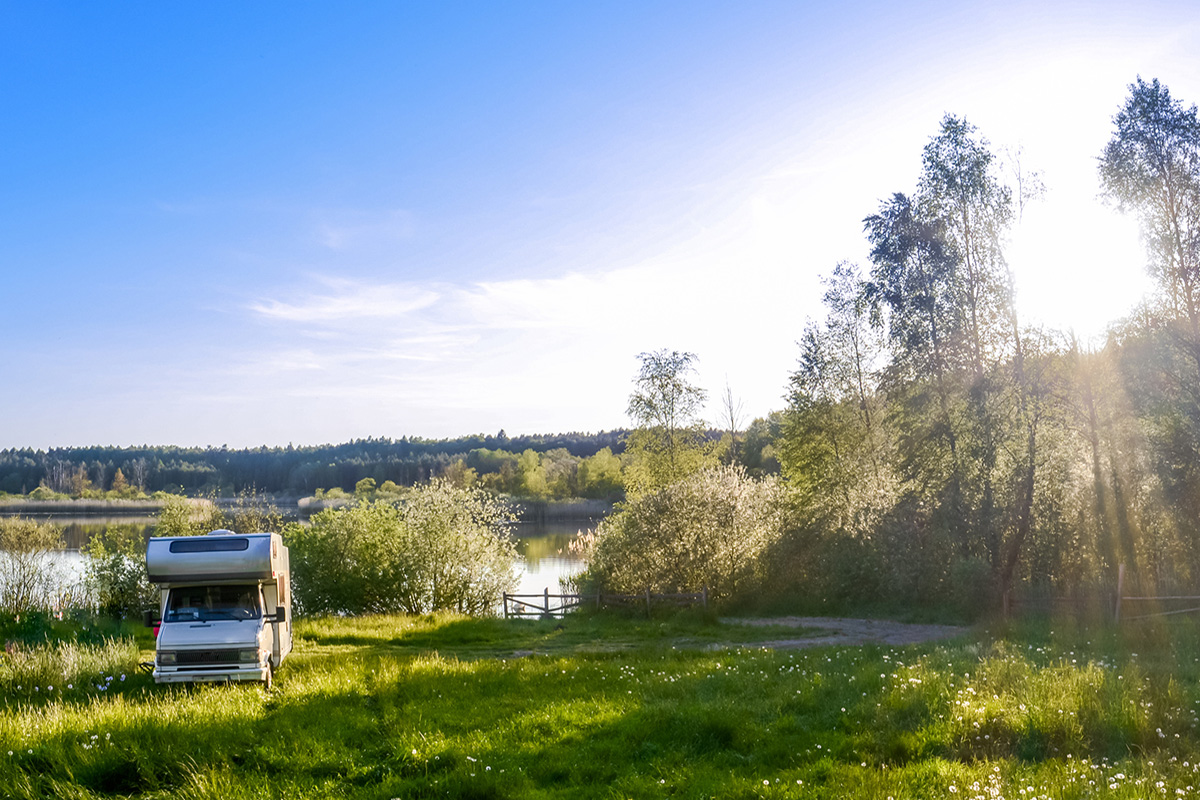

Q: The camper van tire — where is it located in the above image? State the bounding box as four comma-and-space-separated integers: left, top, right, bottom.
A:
264, 663, 274, 691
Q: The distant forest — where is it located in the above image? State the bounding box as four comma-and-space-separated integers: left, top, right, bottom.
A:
0, 426, 781, 502
0, 432, 624, 498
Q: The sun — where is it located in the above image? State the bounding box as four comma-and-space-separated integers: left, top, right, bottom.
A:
1007, 192, 1150, 344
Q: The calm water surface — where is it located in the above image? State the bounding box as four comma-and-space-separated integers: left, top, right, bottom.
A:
32, 516, 593, 599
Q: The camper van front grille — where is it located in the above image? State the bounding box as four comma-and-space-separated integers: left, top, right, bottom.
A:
176, 649, 241, 666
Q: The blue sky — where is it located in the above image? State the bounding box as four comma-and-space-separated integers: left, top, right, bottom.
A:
1, 1, 1194, 448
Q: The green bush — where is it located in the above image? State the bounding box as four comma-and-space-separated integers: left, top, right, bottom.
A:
152, 491, 281, 538
579, 465, 785, 602
83, 525, 157, 619
152, 494, 225, 538
286, 480, 518, 616
26, 486, 68, 501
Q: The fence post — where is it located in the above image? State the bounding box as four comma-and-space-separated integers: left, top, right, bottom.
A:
503, 593, 509, 620
1115, 563, 1126, 622
544, 587, 550, 617
702, 586, 708, 611
645, 588, 652, 617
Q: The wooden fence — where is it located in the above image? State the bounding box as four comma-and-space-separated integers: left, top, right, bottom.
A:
1001, 587, 1117, 621
1113, 563, 1200, 621
502, 587, 707, 619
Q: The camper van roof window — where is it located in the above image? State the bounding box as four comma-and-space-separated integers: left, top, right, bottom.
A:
168, 538, 250, 553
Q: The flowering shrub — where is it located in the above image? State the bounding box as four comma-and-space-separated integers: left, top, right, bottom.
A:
286, 480, 518, 616
580, 465, 785, 601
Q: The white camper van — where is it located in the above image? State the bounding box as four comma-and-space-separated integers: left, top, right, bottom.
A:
145, 530, 292, 688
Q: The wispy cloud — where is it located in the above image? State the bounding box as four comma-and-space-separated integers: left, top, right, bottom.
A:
249, 277, 441, 322
242, 179, 834, 428
314, 209, 415, 250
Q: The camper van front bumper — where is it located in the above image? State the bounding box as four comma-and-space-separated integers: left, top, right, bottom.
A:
153, 665, 270, 684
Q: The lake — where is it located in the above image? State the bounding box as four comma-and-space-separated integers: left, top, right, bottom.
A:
16, 515, 593, 599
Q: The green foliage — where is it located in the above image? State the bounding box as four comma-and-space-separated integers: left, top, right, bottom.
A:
26, 486, 68, 501
516, 448, 548, 498
623, 350, 714, 497
354, 476, 377, 499
152, 495, 224, 538
1099, 76, 1200, 293
224, 489, 284, 534
285, 501, 403, 615
581, 465, 785, 602
82, 525, 156, 619
577, 446, 624, 499
377, 479, 404, 497
0, 432, 628, 500
286, 480, 518, 616
776, 111, 1086, 615
152, 490, 282, 541
439, 460, 477, 489
0, 517, 70, 615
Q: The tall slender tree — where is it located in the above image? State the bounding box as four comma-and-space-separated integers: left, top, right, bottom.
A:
1100, 77, 1200, 357
624, 350, 712, 495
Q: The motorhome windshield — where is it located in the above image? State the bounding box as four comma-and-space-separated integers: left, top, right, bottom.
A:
165, 585, 262, 622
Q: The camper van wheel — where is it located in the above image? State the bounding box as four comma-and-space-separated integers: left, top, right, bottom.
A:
264, 664, 274, 691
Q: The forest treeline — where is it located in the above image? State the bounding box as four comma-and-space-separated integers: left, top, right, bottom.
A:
0, 427, 781, 502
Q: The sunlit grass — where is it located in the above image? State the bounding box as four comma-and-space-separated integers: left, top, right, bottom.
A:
2, 613, 1200, 797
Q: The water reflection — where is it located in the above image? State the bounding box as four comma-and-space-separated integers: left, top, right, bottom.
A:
10, 516, 592, 599
511, 521, 590, 595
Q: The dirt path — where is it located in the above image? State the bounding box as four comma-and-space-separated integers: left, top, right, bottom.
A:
718, 616, 969, 650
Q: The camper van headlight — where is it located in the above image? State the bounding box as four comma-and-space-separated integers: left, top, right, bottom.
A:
239, 648, 261, 664
159, 651, 176, 665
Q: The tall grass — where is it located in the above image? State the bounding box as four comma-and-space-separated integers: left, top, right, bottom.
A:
1, 613, 1200, 797
0, 638, 140, 698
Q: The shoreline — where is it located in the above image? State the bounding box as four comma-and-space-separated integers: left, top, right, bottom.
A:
0, 496, 614, 523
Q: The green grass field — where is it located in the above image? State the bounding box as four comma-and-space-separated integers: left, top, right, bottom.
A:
3, 611, 1200, 798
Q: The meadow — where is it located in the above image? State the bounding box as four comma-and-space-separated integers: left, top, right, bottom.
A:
2, 611, 1200, 798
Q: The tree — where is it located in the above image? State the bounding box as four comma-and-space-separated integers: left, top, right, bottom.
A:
919, 114, 1013, 376
440, 459, 478, 490
864, 191, 966, 518
577, 447, 624, 499
864, 193, 963, 382
624, 350, 712, 495
355, 477, 378, 501
1099, 77, 1200, 352
719, 380, 746, 465
780, 272, 893, 536
1100, 79, 1200, 586
127, 457, 149, 491
517, 449, 548, 499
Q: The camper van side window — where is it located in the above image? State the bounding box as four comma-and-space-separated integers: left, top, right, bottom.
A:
168, 538, 250, 553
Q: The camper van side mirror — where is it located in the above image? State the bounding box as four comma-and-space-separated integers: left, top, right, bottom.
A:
273, 607, 286, 624
143, 610, 155, 628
